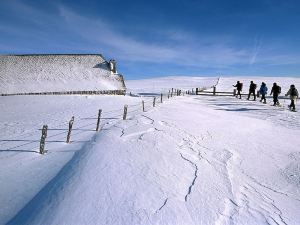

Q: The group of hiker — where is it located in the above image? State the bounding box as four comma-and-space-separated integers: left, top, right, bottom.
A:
233, 81, 299, 111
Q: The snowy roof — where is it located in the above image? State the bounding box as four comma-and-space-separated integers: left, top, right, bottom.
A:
0, 54, 126, 94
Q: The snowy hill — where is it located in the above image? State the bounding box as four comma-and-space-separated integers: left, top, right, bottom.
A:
0, 54, 126, 94
126, 76, 219, 94
1, 76, 300, 225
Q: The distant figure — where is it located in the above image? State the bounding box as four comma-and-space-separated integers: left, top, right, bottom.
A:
233, 81, 243, 99
270, 83, 281, 106
285, 84, 299, 111
259, 82, 268, 104
247, 81, 257, 101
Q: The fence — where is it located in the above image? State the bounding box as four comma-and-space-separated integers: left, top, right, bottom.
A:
0, 87, 188, 155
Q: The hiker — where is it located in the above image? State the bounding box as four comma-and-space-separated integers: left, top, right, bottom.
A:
233, 81, 243, 99
247, 81, 257, 100
285, 84, 299, 111
270, 82, 281, 106
259, 82, 268, 104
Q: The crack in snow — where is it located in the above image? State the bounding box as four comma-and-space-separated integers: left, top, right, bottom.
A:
242, 169, 300, 203
246, 183, 288, 225
155, 198, 168, 213
180, 153, 198, 202
113, 125, 125, 137
141, 115, 155, 124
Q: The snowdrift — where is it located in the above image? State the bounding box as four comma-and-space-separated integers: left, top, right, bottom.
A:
0, 54, 126, 94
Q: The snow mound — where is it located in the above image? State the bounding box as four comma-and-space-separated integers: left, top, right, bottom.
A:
0, 54, 126, 94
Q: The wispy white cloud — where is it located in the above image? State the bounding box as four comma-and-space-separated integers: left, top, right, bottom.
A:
58, 6, 252, 68
1, 1, 300, 70
249, 36, 262, 65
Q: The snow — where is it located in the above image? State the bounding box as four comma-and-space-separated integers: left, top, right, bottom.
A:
127, 76, 218, 95
0, 55, 125, 94
1, 76, 300, 225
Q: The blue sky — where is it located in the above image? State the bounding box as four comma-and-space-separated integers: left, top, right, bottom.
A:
0, 0, 300, 79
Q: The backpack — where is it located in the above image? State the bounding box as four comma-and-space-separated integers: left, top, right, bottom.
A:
278, 86, 281, 94
291, 88, 297, 96
250, 83, 257, 90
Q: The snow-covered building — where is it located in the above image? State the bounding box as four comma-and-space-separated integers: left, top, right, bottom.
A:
0, 54, 126, 95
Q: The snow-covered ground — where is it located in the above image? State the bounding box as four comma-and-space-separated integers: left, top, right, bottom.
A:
1, 76, 300, 225
127, 76, 218, 94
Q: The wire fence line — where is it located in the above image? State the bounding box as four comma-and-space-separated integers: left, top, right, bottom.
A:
0, 88, 191, 154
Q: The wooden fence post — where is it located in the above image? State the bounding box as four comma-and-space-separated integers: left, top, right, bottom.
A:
161, 93, 163, 103
66, 116, 74, 143
213, 86, 216, 95
153, 97, 156, 107
40, 125, 48, 154
123, 105, 128, 120
142, 100, 145, 112
96, 110, 102, 131
168, 94, 169, 99
233, 89, 236, 96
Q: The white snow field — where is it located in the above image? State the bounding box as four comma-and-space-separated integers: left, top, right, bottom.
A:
1, 76, 300, 225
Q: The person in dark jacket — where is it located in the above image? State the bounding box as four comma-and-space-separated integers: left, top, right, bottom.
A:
270, 83, 281, 106
233, 81, 243, 99
259, 82, 268, 104
285, 84, 299, 111
247, 81, 257, 101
